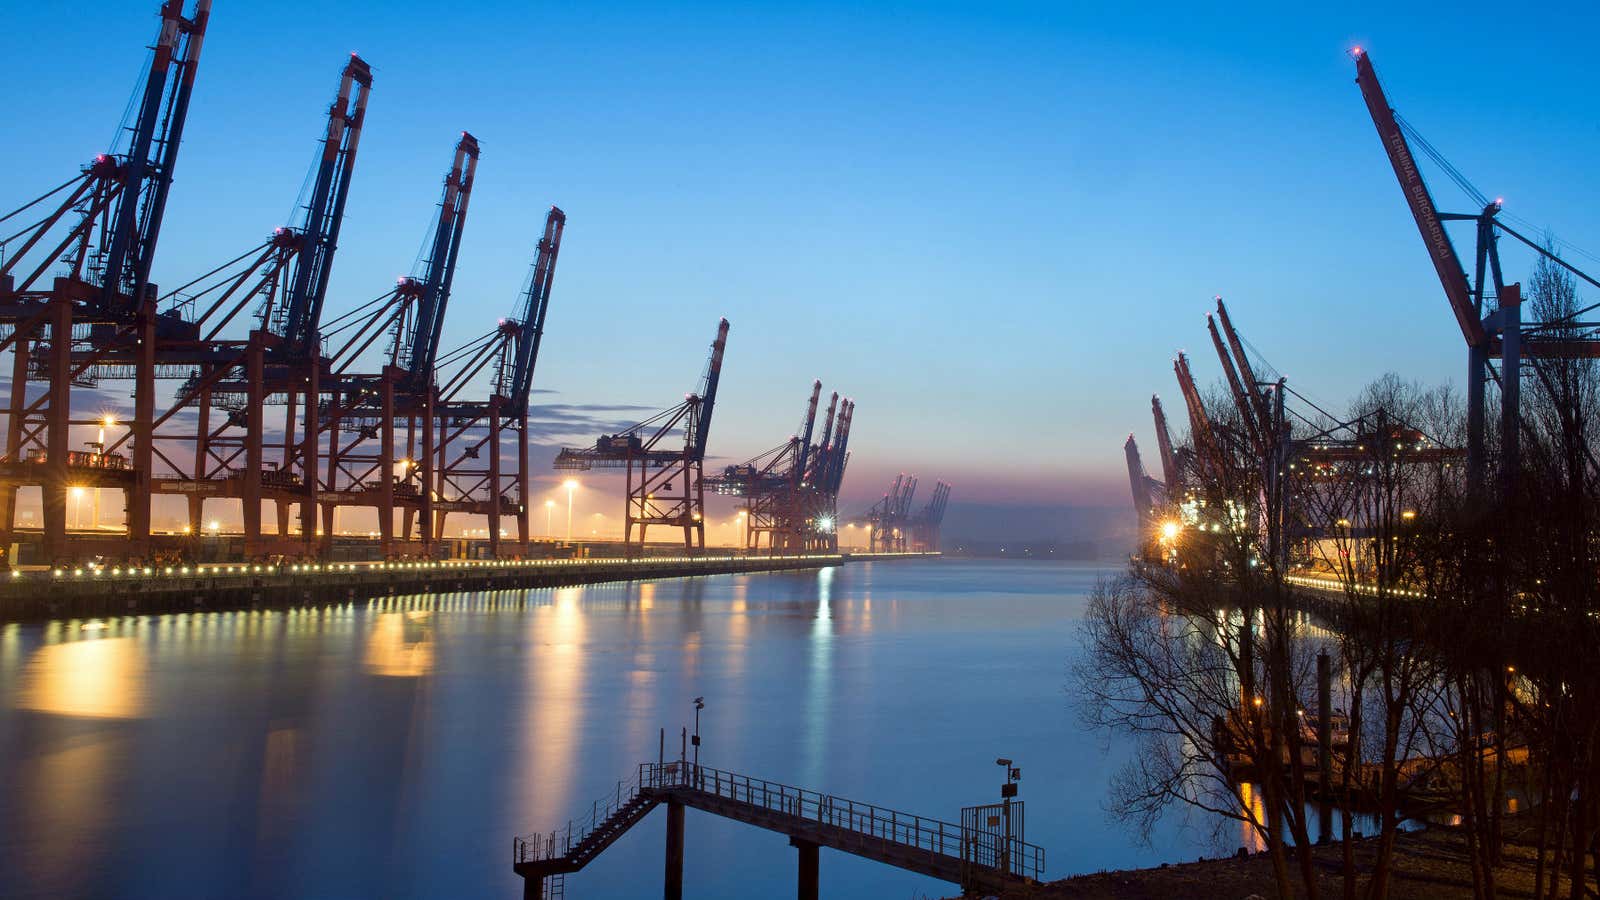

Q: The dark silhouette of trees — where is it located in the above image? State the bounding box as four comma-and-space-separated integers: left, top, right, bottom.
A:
1083, 247, 1600, 897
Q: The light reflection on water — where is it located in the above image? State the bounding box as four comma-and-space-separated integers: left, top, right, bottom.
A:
18, 637, 147, 719
0, 560, 1230, 899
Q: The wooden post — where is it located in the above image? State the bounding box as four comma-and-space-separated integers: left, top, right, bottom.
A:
664, 800, 685, 900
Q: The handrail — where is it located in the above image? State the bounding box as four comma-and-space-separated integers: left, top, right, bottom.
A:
639, 761, 1044, 882
514, 767, 650, 865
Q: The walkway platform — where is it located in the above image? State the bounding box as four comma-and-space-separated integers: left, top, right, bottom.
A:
513, 761, 1044, 899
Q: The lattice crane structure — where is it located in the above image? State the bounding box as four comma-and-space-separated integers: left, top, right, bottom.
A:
1128, 298, 1462, 566
308, 133, 479, 559
1353, 49, 1600, 497
706, 381, 856, 553
554, 319, 729, 553
0, 3, 902, 568
905, 481, 950, 552
0, 0, 212, 563
864, 474, 920, 553
431, 206, 565, 559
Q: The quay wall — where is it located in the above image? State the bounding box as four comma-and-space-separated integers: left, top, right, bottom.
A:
0, 552, 937, 623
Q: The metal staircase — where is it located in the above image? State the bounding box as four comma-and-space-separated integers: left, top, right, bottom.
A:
514, 769, 661, 875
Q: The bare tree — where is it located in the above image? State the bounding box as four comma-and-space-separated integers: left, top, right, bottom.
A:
1079, 387, 1323, 899
1292, 374, 1456, 900
1505, 245, 1600, 900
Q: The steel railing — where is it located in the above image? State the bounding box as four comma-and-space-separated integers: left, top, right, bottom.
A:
514, 768, 650, 865
639, 761, 1044, 882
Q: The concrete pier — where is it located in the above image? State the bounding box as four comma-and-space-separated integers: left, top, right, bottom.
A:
0, 552, 939, 623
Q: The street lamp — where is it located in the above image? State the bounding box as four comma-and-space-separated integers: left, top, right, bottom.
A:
996, 757, 1021, 874
545, 499, 556, 536
92, 415, 118, 529
70, 486, 85, 530
563, 479, 578, 544
692, 696, 705, 774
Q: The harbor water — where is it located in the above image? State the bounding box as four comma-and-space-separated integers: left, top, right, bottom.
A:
0, 559, 1230, 899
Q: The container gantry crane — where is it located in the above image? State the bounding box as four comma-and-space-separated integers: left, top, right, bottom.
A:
554, 319, 729, 553
309, 132, 479, 558
707, 382, 854, 552
1134, 299, 1462, 567
0, 0, 211, 563
1151, 395, 1182, 494
865, 474, 917, 553
708, 382, 819, 552
1130, 395, 1194, 556
906, 480, 950, 552
431, 206, 565, 557
1353, 49, 1600, 495
106, 54, 373, 560
1125, 435, 1157, 531
805, 395, 855, 549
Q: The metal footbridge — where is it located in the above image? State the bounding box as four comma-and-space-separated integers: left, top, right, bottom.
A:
513, 760, 1045, 899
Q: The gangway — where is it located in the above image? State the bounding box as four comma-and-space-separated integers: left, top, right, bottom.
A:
512, 759, 1044, 899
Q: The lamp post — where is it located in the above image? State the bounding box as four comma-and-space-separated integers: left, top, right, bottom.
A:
94, 415, 115, 529
544, 499, 556, 537
70, 486, 85, 531
737, 510, 747, 551
996, 757, 1021, 875
692, 696, 705, 779
563, 479, 578, 545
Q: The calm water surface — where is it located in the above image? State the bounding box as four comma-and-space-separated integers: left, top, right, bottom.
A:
0, 559, 1223, 899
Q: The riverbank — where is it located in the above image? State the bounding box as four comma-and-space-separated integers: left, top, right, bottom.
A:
1000, 819, 1590, 899
0, 551, 937, 623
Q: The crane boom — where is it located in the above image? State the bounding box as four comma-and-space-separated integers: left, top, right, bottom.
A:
794, 380, 821, 483
904, 477, 920, 516
1125, 435, 1152, 525
1214, 299, 1273, 432
98, 0, 212, 312
279, 54, 372, 356
828, 400, 854, 492
809, 391, 839, 485
402, 132, 479, 389
1207, 313, 1264, 452
1151, 395, 1179, 490
1174, 353, 1222, 477
501, 206, 566, 414
689, 318, 730, 460
1353, 50, 1484, 347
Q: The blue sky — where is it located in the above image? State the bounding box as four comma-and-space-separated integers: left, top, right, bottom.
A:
4, 1, 1596, 524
